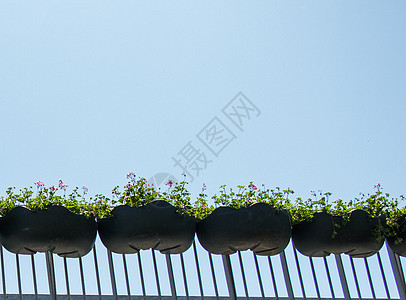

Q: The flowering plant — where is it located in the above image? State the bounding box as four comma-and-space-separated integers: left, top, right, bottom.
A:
211, 182, 293, 210
290, 185, 389, 241
109, 173, 194, 216
0, 180, 105, 218
191, 183, 214, 220
111, 172, 158, 207
160, 174, 194, 215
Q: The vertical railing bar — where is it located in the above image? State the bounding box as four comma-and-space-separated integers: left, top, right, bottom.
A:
92, 247, 102, 300
0, 246, 6, 300
349, 257, 361, 299
122, 255, 131, 300
334, 254, 350, 300
309, 258, 321, 299
192, 241, 205, 299
280, 250, 294, 300
79, 257, 87, 300
364, 258, 376, 299
151, 249, 162, 299
63, 257, 71, 300
45, 251, 57, 300
107, 250, 118, 300
180, 253, 189, 299
387, 243, 406, 300
323, 257, 335, 299
253, 253, 265, 299
165, 254, 177, 299
268, 256, 279, 299
237, 251, 249, 299
396, 254, 406, 283
208, 253, 219, 300
396, 254, 406, 284
293, 248, 306, 299
31, 254, 38, 300
137, 252, 146, 300
15, 255, 22, 300
377, 252, 390, 299
222, 255, 237, 300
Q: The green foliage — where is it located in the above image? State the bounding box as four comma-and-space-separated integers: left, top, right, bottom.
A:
0, 183, 112, 219
191, 184, 214, 220
1, 177, 405, 246
112, 173, 194, 217
160, 176, 194, 216
113, 173, 158, 207
211, 182, 293, 210
382, 194, 406, 245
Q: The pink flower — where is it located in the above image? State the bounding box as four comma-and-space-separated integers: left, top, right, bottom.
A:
49, 186, 57, 192
374, 183, 382, 189
59, 180, 68, 189
166, 180, 174, 186
34, 181, 45, 187
249, 183, 258, 191
82, 186, 88, 194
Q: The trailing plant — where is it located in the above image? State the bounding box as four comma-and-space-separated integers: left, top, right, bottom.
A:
290, 186, 388, 241
112, 172, 158, 207
195, 182, 294, 220
289, 191, 332, 225
110, 172, 194, 216
381, 193, 406, 245
191, 183, 214, 220
0, 181, 109, 218
160, 174, 194, 216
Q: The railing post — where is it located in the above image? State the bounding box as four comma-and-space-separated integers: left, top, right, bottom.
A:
45, 251, 57, 300
165, 254, 177, 299
222, 255, 236, 299
280, 250, 294, 300
107, 250, 118, 300
335, 254, 350, 300
387, 243, 406, 300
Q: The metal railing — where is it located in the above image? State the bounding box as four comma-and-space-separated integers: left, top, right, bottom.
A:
0, 236, 405, 299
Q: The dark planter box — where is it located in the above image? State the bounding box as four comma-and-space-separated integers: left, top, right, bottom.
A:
97, 201, 196, 254
0, 206, 97, 257
292, 209, 384, 258
196, 203, 291, 256
386, 215, 406, 257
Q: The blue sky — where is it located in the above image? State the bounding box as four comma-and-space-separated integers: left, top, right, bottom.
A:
1, 0, 406, 296
1, 1, 405, 202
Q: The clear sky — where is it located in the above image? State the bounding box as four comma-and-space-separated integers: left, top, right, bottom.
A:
1, 0, 405, 297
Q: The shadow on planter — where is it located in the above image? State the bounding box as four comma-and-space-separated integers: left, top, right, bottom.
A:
196, 203, 291, 256
386, 215, 406, 257
97, 200, 196, 254
0, 206, 97, 258
292, 209, 384, 258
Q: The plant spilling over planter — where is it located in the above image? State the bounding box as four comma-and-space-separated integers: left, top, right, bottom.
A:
383, 194, 406, 257
0, 181, 100, 257
196, 183, 292, 255
1, 177, 406, 259
290, 188, 387, 258
0, 206, 97, 257
292, 210, 384, 257
98, 173, 196, 254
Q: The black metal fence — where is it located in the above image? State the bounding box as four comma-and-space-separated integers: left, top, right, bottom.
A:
0, 237, 405, 300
